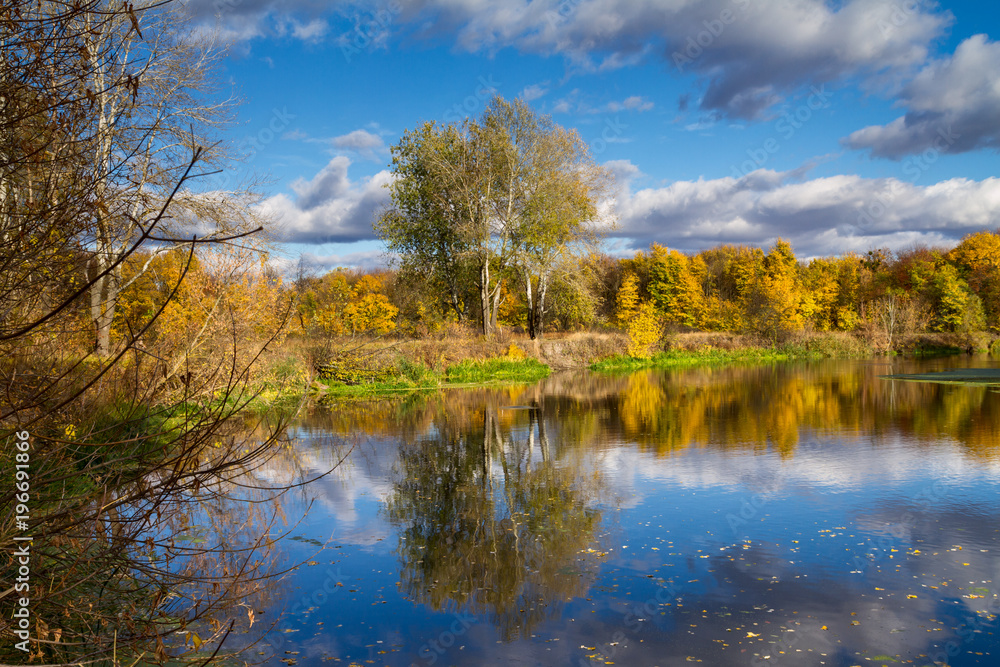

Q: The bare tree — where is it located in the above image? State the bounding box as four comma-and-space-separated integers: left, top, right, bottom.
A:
68, 0, 265, 356
0, 3, 313, 665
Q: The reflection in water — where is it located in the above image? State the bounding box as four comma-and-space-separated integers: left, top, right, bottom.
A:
384, 402, 605, 640
249, 357, 1000, 666
304, 357, 1000, 459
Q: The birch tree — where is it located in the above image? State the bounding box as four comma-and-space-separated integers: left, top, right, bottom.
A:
378, 96, 613, 337
73, 0, 263, 355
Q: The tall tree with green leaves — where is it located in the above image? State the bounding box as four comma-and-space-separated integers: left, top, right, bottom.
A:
484, 97, 613, 338
376, 122, 477, 322
377, 96, 613, 337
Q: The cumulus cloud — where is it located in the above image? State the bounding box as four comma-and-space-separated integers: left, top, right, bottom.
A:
182, 0, 327, 42
331, 129, 386, 161
259, 156, 392, 243
604, 159, 642, 195
262, 157, 1000, 257
613, 169, 1000, 258
187, 1, 950, 121
396, 0, 949, 120
298, 249, 389, 273
844, 34, 1000, 159
182, 0, 387, 46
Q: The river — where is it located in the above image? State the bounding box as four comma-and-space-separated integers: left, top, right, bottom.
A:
229, 356, 1000, 666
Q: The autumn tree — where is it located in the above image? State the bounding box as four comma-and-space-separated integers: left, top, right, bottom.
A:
1, 3, 297, 664
948, 230, 1000, 331
646, 244, 705, 328
615, 273, 641, 327
484, 97, 613, 338
756, 239, 805, 338
65, 0, 264, 356
378, 96, 612, 337
375, 123, 477, 323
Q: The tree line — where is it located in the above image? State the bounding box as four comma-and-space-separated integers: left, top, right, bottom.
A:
364, 94, 998, 346
292, 231, 1000, 347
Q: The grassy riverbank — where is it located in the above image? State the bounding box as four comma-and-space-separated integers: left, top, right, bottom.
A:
590, 346, 824, 373
313, 354, 551, 398
278, 328, 1000, 401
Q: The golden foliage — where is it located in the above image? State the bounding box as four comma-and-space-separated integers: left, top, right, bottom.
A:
625, 301, 662, 359
615, 273, 640, 328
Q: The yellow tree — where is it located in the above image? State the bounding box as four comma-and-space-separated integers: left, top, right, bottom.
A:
647, 244, 704, 328
801, 258, 840, 330
615, 273, 640, 328
626, 301, 662, 358
948, 230, 1000, 330
343, 275, 399, 335
754, 239, 805, 337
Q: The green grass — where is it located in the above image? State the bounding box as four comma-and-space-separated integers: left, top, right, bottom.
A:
315, 356, 551, 398
591, 345, 824, 373
444, 357, 551, 384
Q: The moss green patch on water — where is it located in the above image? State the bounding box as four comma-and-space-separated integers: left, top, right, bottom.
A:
882, 368, 1000, 386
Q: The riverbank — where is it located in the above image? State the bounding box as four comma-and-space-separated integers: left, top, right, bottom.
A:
312, 354, 551, 399
277, 329, 999, 401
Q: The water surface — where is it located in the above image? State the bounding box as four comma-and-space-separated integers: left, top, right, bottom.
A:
237, 357, 1000, 666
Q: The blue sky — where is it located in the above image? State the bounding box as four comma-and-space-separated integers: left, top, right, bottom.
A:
183, 0, 1000, 271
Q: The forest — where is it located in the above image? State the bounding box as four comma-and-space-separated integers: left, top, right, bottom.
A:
289, 231, 1000, 356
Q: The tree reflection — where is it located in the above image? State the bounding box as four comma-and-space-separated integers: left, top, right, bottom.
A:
384, 401, 605, 640
301, 358, 1000, 463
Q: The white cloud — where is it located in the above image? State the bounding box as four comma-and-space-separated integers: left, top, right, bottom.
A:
603, 95, 654, 113
605, 158, 642, 192
259, 156, 393, 243
186, 0, 954, 124
613, 169, 1000, 257
290, 17, 329, 42
844, 34, 1000, 158
331, 129, 386, 161
262, 157, 1000, 257
520, 82, 549, 101
298, 249, 389, 273
397, 0, 949, 120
